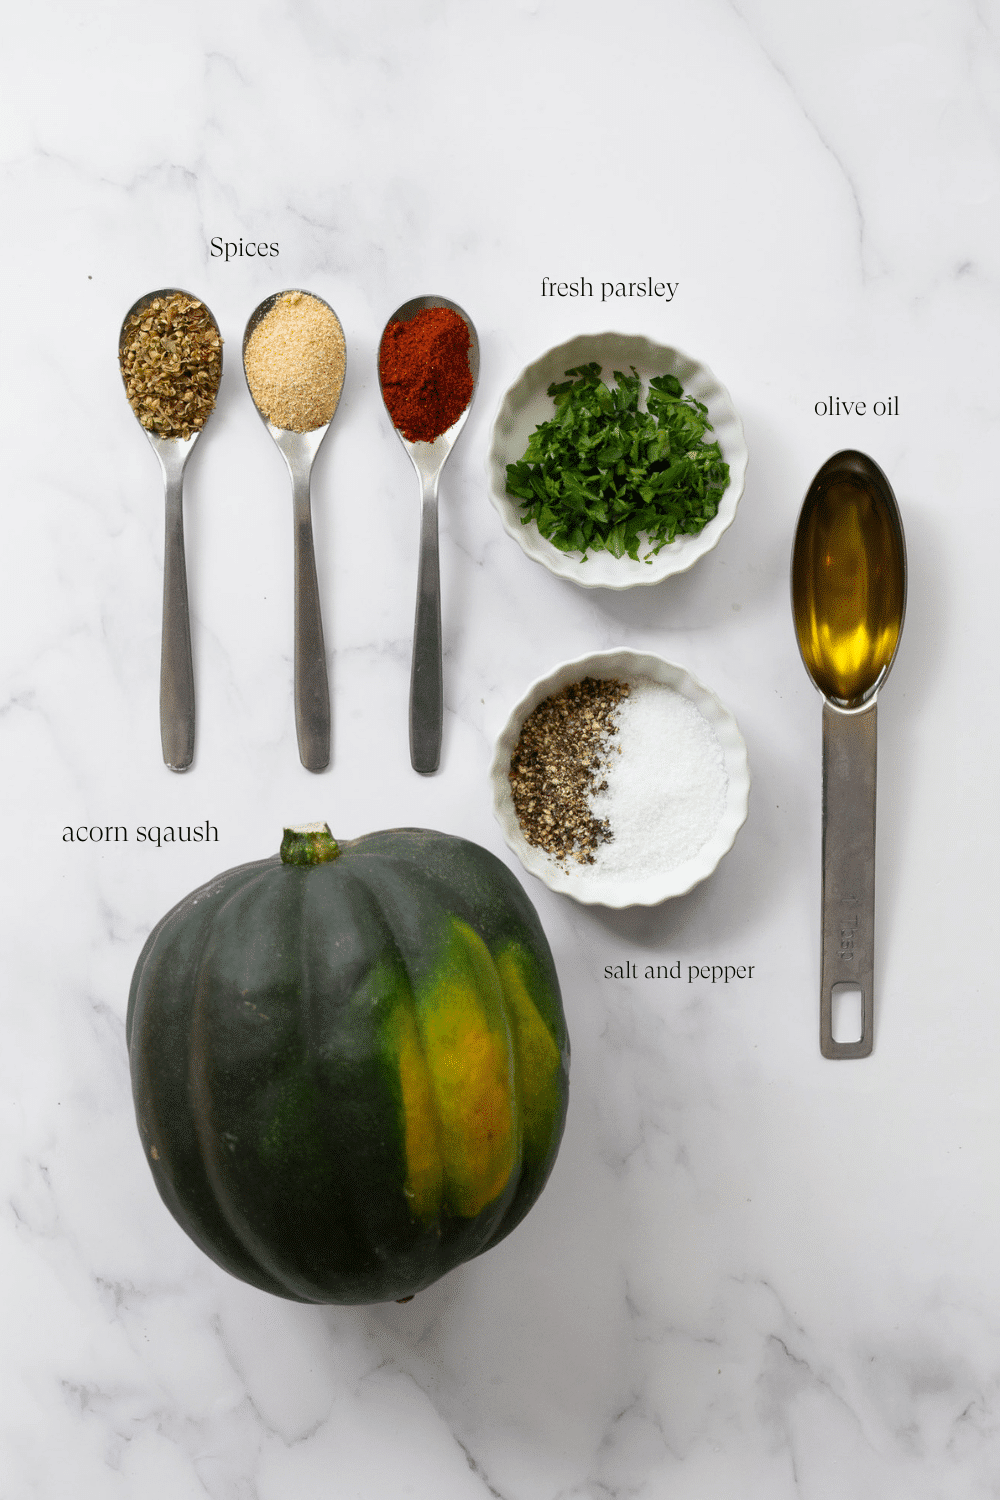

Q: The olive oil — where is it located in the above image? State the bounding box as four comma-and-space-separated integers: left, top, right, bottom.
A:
792, 455, 906, 706
791, 451, 906, 1058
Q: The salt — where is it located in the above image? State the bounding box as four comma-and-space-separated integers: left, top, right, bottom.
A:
585, 678, 728, 878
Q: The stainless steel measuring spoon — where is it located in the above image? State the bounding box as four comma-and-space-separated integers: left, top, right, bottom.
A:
378, 296, 479, 774
243, 291, 346, 773
119, 288, 223, 772
791, 450, 907, 1058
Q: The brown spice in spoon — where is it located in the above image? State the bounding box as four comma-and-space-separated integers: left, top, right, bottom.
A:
120, 293, 222, 440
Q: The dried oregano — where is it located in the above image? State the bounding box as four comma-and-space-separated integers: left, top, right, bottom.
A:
120, 293, 223, 440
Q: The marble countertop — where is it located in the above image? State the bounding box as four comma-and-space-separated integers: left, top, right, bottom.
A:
4, 2, 999, 1495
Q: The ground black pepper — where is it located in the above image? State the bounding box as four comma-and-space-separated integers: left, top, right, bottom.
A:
509, 677, 630, 863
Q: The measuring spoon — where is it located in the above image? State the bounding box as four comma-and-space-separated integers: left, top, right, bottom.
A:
119, 288, 223, 772
791, 450, 907, 1058
243, 291, 346, 773
378, 296, 479, 774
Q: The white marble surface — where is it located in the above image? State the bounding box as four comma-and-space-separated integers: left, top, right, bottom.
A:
3, 1, 1000, 1494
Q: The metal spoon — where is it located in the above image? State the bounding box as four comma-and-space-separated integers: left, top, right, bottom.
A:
243, 291, 346, 773
791, 450, 907, 1058
378, 296, 479, 774
119, 288, 223, 772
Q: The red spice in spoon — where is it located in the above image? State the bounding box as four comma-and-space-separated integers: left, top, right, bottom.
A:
379, 305, 473, 443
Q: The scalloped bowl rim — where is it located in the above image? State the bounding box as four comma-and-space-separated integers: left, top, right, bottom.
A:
486, 334, 748, 590
490, 649, 750, 907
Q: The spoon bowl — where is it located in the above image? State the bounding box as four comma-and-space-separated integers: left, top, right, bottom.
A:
243, 290, 346, 773
379, 296, 479, 774
792, 449, 906, 706
119, 288, 223, 771
792, 450, 907, 1058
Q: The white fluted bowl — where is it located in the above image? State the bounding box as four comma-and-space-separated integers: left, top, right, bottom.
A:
486, 334, 747, 589
490, 649, 750, 907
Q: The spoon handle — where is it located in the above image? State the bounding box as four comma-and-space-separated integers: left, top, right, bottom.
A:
160, 473, 195, 771
410, 471, 442, 774
292, 477, 330, 772
820, 700, 877, 1057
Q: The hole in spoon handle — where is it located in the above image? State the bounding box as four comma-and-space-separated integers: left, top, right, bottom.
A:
820, 700, 877, 1058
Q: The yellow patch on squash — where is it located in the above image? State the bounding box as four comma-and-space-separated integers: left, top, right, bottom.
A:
391, 1001, 445, 1221
492, 945, 563, 1157
393, 919, 519, 1223
420, 920, 518, 1219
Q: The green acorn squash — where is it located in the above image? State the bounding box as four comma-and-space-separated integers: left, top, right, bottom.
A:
126, 824, 569, 1304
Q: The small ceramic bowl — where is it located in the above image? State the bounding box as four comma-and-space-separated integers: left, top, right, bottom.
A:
490, 648, 750, 907
486, 333, 748, 589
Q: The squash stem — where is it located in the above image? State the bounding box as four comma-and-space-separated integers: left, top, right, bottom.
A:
280, 823, 341, 866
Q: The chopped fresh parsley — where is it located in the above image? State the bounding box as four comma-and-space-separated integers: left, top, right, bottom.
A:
505, 363, 729, 562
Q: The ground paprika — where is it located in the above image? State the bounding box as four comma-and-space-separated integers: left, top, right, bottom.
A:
379, 305, 473, 443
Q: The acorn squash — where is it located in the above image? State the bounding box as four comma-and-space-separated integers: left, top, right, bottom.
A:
126, 824, 569, 1304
